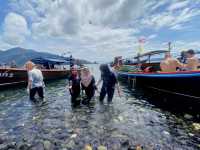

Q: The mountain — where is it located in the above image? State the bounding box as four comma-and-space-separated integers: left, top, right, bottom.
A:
0, 47, 92, 66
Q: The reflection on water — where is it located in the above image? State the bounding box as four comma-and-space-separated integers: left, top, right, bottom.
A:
0, 65, 199, 149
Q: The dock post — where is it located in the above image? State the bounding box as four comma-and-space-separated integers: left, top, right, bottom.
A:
128, 76, 136, 88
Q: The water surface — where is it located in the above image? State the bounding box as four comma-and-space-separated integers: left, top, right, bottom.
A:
0, 65, 199, 150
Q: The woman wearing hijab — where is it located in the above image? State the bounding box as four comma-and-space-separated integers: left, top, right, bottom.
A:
80, 67, 96, 104
96, 64, 121, 103
68, 66, 81, 106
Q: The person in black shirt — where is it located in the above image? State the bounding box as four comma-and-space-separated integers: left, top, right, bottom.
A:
80, 67, 96, 104
68, 66, 81, 106
96, 64, 121, 103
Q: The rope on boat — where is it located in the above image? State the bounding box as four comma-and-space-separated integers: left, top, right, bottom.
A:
147, 86, 200, 100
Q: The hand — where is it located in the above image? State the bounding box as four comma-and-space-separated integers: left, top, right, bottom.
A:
118, 90, 121, 98
26, 88, 30, 94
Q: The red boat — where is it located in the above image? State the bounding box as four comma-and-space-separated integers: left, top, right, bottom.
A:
0, 58, 70, 89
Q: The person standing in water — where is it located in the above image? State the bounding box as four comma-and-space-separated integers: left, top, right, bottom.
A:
80, 67, 96, 104
184, 49, 199, 71
25, 61, 45, 102
68, 66, 81, 106
160, 52, 183, 72
96, 64, 121, 103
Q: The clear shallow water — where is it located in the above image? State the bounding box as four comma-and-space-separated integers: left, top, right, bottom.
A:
0, 65, 199, 150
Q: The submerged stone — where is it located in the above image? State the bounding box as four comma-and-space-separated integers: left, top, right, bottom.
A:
135, 145, 143, 150
84, 144, 93, 150
70, 134, 77, 139
43, 140, 52, 150
192, 123, 200, 131
66, 140, 75, 149
18, 143, 31, 150
97, 145, 107, 150
121, 139, 129, 147
184, 114, 193, 120
0, 138, 4, 144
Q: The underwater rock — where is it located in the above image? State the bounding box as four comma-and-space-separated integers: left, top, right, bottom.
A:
32, 142, 44, 150
192, 123, 200, 131
66, 140, 75, 149
184, 114, 193, 120
43, 140, 52, 150
162, 130, 170, 136
84, 144, 93, 150
97, 145, 107, 150
70, 134, 77, 139
118, 116, 124, 122
135, 145, 143, 150
127, 146, 135, 150
121, 139, 129, 147
0, 138, 4, 144
18, 143, 31, 150
188, 133, 194, 137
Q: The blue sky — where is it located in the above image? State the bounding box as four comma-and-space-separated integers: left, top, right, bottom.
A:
0, 0, 200, 62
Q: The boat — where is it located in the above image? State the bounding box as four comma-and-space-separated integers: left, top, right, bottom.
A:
114, 50, 200, 100
0, 58, 70, 89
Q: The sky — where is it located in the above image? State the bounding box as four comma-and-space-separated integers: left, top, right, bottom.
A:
0, 0, 200, 62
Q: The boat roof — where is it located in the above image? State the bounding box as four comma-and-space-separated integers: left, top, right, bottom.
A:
134, 50, 169, 59
31, 57, 69, 65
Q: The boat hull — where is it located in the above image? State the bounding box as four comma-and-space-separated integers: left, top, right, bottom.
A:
117, 71, 200, 100
0, 68, 69, 89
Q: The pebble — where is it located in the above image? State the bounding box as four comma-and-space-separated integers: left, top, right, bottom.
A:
84, 144, 93, 150
121, 139, 129, 147
135, 145, 143, 150
0, 138, 4, 144
192, 123, 200, 131
188, 133, 194, 137
43, 140, 52, 150
163, 131, 170, 136
184, 114, 193, 120
66, 140, 75, 149
18, 143, 31, 150
97, 145, 107, 150
70, 134, 77, 139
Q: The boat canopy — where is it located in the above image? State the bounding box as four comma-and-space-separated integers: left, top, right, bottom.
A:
31, 57, 70, 65
134, 50, 169, 59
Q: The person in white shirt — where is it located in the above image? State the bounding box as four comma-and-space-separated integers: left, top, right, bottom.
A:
25, 61, 45, 101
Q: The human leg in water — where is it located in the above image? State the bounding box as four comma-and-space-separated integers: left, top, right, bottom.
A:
99, 86, 106, 102
30, 87, 37, 102
70, 91, 80, 106
82, 87, 95, 105
37, 87, 44, 99
107, 86, 115, 103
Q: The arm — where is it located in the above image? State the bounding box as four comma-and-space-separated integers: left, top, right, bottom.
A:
113, 73, 121, 97
175, 59, 184, 68
184, 58, 198, 69
116, 82, 121, 97
27, 72, 32, 93
67, 76, 73, 91
96, 77, 102, 87
27, 80, 32, 90
160, 61, 165, 72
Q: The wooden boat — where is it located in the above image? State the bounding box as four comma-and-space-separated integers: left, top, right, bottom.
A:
0, 58, 70, 89
114, 50, 200, 100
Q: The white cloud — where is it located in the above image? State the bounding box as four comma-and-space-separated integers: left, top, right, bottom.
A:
148, 34, 157, 40
168, 1, 189, 11
142, 7, 200, 30
2, 0, 200, 61
2, 12, 30, 45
